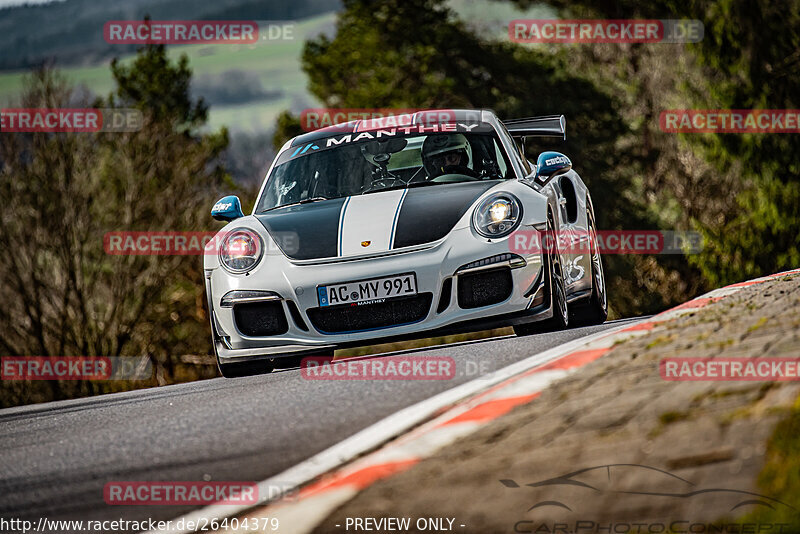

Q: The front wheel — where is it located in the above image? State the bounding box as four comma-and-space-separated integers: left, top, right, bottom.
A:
514, 216, 569, 336
570, 208, 608, 326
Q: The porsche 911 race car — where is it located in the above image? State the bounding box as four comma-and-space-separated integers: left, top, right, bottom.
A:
204, 109, 607, 377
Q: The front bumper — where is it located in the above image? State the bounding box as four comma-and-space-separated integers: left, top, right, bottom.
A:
207, 226, 548, 364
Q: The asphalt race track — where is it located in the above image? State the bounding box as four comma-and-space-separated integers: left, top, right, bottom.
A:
0, 319, 640, 528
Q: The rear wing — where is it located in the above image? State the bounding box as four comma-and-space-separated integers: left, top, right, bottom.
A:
502, 115, 566, 140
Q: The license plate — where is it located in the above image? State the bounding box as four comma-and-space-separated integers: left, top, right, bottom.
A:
317, 273, 417, 307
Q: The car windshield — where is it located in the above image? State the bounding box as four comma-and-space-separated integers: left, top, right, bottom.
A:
256, 125, 513, 212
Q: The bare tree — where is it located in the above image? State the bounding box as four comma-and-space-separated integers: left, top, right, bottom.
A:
0, 58, 229, 406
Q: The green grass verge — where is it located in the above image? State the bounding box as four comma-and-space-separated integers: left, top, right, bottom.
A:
737, 394, 800, 529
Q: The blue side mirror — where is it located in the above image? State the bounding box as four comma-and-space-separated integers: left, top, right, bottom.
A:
211, 195, 244, 222
534, 151, 572, 184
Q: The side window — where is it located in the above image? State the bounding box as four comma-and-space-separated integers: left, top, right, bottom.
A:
496, 121, 530, 177
493, 139, 509, 178
387, 138, 422, 170
560, 176, 579, 223
516, 139, 532, 175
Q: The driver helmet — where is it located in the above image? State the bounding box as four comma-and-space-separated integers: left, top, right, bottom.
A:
422, 133, 472, 178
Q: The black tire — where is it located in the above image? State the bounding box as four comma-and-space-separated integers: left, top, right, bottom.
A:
217, 358, 275, 378
570, 208, 608, 326
514, 214, 569, 336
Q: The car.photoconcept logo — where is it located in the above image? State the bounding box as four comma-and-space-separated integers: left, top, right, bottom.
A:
501, 464, 795, 533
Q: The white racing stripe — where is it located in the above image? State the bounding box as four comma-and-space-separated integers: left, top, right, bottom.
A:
339, 190, 406, 256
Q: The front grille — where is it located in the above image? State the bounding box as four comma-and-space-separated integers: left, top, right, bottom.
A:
457, 267, 513, 309
307, 293, 433, 334
233, 301, 289, 337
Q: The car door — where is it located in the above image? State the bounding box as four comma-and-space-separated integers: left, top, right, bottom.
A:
556, 174, 592, 295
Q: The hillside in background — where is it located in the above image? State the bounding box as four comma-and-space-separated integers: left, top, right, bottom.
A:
0, 0, 550, 132
0, 0, 341, 69
0, 0, 551, 182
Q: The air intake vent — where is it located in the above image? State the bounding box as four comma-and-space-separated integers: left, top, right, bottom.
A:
307, 293, 433, 334
456, 253, 525, 274
457, 267, 513, 309
233, 301, 289, 337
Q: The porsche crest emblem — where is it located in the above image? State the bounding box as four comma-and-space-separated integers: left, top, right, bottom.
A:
361, 241, 371, 247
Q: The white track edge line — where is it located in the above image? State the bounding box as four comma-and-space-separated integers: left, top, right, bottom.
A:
151, 320, 641, 534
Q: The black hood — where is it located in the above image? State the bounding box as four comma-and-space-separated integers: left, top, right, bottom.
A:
256, 180, 499, 260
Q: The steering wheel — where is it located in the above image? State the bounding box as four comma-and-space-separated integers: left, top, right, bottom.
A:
431, 174, 479, 183
430, 165, 481, 182
430, 165, 479, 181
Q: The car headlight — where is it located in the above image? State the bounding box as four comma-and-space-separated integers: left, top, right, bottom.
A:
219, 229, 263, 274
472, 193, 522, 238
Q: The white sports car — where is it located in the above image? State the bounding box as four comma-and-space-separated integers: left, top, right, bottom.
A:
204, 110, 606, 377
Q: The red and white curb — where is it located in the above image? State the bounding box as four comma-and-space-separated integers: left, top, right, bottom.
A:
155, 268, 800, 534
650, 267, 800, 323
